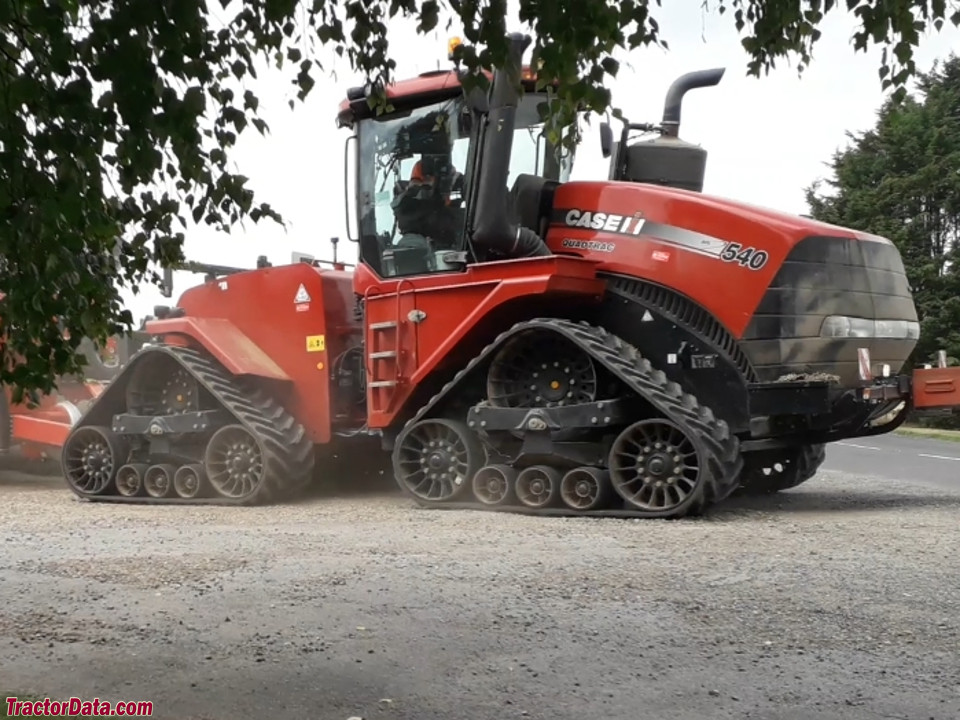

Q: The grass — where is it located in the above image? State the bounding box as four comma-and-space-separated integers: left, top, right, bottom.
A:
893, 424, 960, 443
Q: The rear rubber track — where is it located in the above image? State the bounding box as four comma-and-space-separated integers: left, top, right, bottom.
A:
70, 345, 315, 506
395, 318, 744, 519
737, 442, 826, 495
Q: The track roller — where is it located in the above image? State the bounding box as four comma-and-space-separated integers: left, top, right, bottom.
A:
144, 464, 177, 498
392, 417, 485, 503
62, 426, 128, 497
472, 464, 517, 506
560, 466, 615, 511
608, 417, 706, 516
174, 463, 206, 499
515, 465, 562, 509
116, 463, 148, 497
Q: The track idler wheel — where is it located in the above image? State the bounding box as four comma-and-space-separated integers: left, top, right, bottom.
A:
515, 465, 562, 509
392, 417, 484, 503
144, 464, 177, 498
472, 464, 517, 506
62, 426, 128, 497
204, 424, 266, 500
174, 463, 206, 499
608, 418, 706, 517
116, 463, 148, 497
560, 466, 615, 511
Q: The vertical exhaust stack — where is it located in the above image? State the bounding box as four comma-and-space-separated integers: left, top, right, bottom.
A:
660, 68, 725, 138
617, 67, 725, 193
469, 32, 551, 259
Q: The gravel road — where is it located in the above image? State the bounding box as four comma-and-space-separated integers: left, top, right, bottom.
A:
2, 465, 959, 720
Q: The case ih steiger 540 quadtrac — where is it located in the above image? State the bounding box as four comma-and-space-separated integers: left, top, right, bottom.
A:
58, 33, 960, 518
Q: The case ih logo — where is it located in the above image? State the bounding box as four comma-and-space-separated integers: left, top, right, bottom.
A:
564, 209, 647, 235
558, 206, 771, 272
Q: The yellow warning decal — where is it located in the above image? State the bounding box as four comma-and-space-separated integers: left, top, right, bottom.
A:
305, 334, 325, 352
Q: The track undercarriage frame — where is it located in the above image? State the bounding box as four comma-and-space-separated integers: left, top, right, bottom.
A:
56, 281, 953, 519
61, 345, 316, 505
389, 318, 744, 519
60, 313, 753, 519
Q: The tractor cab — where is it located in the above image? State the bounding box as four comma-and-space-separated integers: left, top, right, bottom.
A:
337, 34, 574, 281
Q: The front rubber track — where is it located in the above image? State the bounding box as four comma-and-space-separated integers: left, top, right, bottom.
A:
399, 318, 744, 519
737, 443, 826, 495
68, 345, 314, 506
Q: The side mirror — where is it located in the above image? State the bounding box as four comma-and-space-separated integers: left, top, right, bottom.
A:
599, 122, 613, 159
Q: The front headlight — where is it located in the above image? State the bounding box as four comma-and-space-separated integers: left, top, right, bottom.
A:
820, 315, 920, 339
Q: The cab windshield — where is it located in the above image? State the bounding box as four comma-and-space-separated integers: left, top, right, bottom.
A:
355, 91, 574, 278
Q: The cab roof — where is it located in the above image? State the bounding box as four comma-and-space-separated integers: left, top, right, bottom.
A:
336, 65, 548, 128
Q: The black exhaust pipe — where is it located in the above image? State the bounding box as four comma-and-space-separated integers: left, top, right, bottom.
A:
469, 32, 550, 258
660, 68, 725, 138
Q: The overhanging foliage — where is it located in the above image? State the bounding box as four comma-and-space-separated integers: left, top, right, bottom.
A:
1, 0, 958, 398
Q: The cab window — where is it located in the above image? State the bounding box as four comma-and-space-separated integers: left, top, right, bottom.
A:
356, 97, 472, 278
354, 91, 573, 278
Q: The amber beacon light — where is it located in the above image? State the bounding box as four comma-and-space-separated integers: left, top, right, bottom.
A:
447, 36, 462, 60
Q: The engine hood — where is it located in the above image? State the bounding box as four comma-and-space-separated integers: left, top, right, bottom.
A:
544, 180, 908, 339
550, 180, 888, 245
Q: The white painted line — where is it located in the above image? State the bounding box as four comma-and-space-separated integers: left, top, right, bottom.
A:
837, 442, 882, 451
918, 453, 960, 462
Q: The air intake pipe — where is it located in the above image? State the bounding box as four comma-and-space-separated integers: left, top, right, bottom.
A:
469, 32, 550, 258
660, 67, 725, 138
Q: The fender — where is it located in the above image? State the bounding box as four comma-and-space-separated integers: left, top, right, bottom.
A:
144, 316, 290, 382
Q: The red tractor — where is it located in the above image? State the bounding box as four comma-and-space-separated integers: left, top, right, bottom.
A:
58, 33, 960, 518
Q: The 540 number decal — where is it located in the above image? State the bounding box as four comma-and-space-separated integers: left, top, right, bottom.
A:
719, 242, 769, 270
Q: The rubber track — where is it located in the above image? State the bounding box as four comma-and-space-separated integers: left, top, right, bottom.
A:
738, 443, 826, 495
793, 443, 827, 488
399, 318, 744, 518
73, 345, 315, 506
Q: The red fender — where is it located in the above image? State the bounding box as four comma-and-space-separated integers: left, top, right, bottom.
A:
143, 316, 290, 382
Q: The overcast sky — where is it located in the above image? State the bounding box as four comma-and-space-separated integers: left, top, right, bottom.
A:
120, 1, 960, 322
